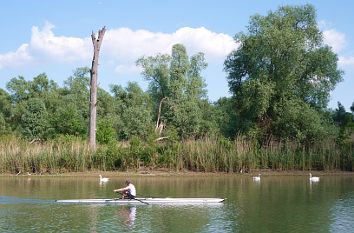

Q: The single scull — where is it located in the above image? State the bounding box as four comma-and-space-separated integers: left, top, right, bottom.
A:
56, 197, 225, 205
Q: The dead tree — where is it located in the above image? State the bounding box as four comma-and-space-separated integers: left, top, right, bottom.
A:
155, 97, 169, 141
155, 97, 166, 133
88, 26, 106, 149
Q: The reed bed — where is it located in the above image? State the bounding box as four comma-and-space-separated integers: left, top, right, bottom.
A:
0, 136, 353, 174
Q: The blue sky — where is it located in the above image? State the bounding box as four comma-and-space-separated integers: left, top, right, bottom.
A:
1, 0, 353, 110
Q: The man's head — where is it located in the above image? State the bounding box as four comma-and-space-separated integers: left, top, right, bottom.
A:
125, 180, 131, 185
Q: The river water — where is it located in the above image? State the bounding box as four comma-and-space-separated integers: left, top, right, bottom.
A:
1, 174, 354, 233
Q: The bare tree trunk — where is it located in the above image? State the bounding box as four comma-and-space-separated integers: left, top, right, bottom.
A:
155, 97, 167, 135
89, 26, 106, 149
154, 97, 169, 141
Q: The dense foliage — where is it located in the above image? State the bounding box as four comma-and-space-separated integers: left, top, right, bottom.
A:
137, 44, 215, 139
0, 5, 353, 173
224, 4, 343, 145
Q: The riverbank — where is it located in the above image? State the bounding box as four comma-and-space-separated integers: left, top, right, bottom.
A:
1, 136, 353, 174
1, 169, 353, 177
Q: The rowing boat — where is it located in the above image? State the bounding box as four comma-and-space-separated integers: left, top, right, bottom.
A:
56, 197, 225, 205
56, 198, 225, 204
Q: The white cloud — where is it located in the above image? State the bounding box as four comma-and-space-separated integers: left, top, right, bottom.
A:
318, 20, 334, 30
173, 27, 237, 59
104, 26, 237, 74
114, 64, 142, 75
0, 23, 237, 74
104, 26, 237, 60
30, 22, 91, 62
321, 27, 353, 68
323, 29, 346, 53
338, 56, 354, 67
103, 27, 172, 63
0, 44, 32, 69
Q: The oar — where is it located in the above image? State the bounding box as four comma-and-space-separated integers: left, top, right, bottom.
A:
114, 191, 149, 205
132, 197, 149, 205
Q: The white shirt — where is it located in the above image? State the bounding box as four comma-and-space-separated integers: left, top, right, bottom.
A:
128, 183, 136, 196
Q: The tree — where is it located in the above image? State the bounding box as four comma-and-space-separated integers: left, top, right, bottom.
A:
89, 26, 106, 149
20, 98, 50, 140
51, 67, 90, 138
111, 82, 154, 140
6, 76, 31, 102
0, 88, 12, 134
333, 102, 354, 142
6, 74, 58, 103
96, 117, 116, 144
137, 44, 210, 140
6, 74, 58, 138
214, 97, 238, 138
51, 102, 87, 137
224, 4, 343, 144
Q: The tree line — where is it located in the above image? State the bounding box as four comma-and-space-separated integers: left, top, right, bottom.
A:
0, 4, 353, 173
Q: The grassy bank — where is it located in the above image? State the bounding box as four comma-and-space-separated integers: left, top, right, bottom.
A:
0, 136, 353, 174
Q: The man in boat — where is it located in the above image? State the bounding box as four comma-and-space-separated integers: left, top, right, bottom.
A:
114, 180, 136, 199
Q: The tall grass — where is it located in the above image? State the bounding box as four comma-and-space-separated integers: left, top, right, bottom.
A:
0, 135, 92, 174
0, 135, 353, 174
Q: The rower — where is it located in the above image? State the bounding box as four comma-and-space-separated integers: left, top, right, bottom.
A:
114, 180, 136, 199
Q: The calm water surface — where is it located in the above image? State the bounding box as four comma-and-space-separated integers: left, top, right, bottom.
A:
1, 174, 354, 233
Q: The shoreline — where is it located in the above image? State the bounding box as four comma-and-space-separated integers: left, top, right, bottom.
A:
1, 169, 353, 177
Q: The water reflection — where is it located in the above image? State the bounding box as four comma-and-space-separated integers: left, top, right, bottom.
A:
99, 180, 108, 187
1, 175, 354, 232
309, 177, 320, 193
116, 206, 136, 227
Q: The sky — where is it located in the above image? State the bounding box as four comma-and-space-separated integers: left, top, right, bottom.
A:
1, 0, 354, 110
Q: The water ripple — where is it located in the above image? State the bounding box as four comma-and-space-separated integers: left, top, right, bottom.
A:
330, 193, 354, 233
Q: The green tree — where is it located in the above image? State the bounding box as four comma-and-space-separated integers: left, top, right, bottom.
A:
20, 98, 50, 140
97, 88, 115, 118
224, 4, 343, 144
51, 102, 87, 137
137, 43, 212, 139
7, 74, 58, 103
96, 87, 116, 143
6, 76, 30, 102
111, 82, 154, 140
96, 117, 116, 144
333, 102, 354, 142
198, 99, 220, 137
51, 67, 90, 138
214, 97, 238, 138
6, 74, 59, 137
0, 88, 12, 134
61, 67, 90, 117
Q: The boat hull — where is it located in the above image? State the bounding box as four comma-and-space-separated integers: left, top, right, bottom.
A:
56, 197, 225, 205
